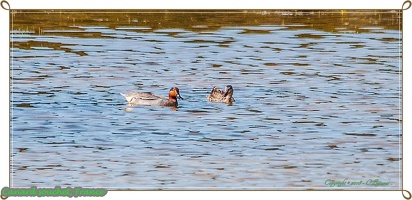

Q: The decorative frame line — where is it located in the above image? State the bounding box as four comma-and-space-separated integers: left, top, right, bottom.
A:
1, 0, 410, 199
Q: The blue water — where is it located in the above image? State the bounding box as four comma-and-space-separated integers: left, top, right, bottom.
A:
10, 15, 401, 190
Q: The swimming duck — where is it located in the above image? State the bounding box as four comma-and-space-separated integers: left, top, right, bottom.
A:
207, 85, 235, 104
121, 87, 183, 107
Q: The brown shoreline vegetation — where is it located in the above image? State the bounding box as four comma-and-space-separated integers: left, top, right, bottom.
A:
11, 10, 401, 35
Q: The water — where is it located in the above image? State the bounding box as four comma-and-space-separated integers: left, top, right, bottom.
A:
10, 11, 402, 190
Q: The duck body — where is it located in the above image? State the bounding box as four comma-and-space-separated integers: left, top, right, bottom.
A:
121, 87, 183, 107
207, 85, 235, 104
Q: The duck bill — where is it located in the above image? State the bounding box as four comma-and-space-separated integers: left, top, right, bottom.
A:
177, 93, 184, 100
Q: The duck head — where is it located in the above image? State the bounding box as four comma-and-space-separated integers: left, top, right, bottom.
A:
223, 85, 234, 98
169, 87, 184, 101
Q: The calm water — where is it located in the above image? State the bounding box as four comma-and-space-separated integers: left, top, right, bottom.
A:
10, 11, 402, 190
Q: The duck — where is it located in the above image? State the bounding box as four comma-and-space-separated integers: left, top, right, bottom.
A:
207, 85, 235, 104
120, 87, 183, 107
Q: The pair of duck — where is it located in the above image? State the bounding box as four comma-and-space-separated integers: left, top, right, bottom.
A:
120, 85, 234, 107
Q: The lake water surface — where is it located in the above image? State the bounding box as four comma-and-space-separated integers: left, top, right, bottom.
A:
10, 11, 402, 190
